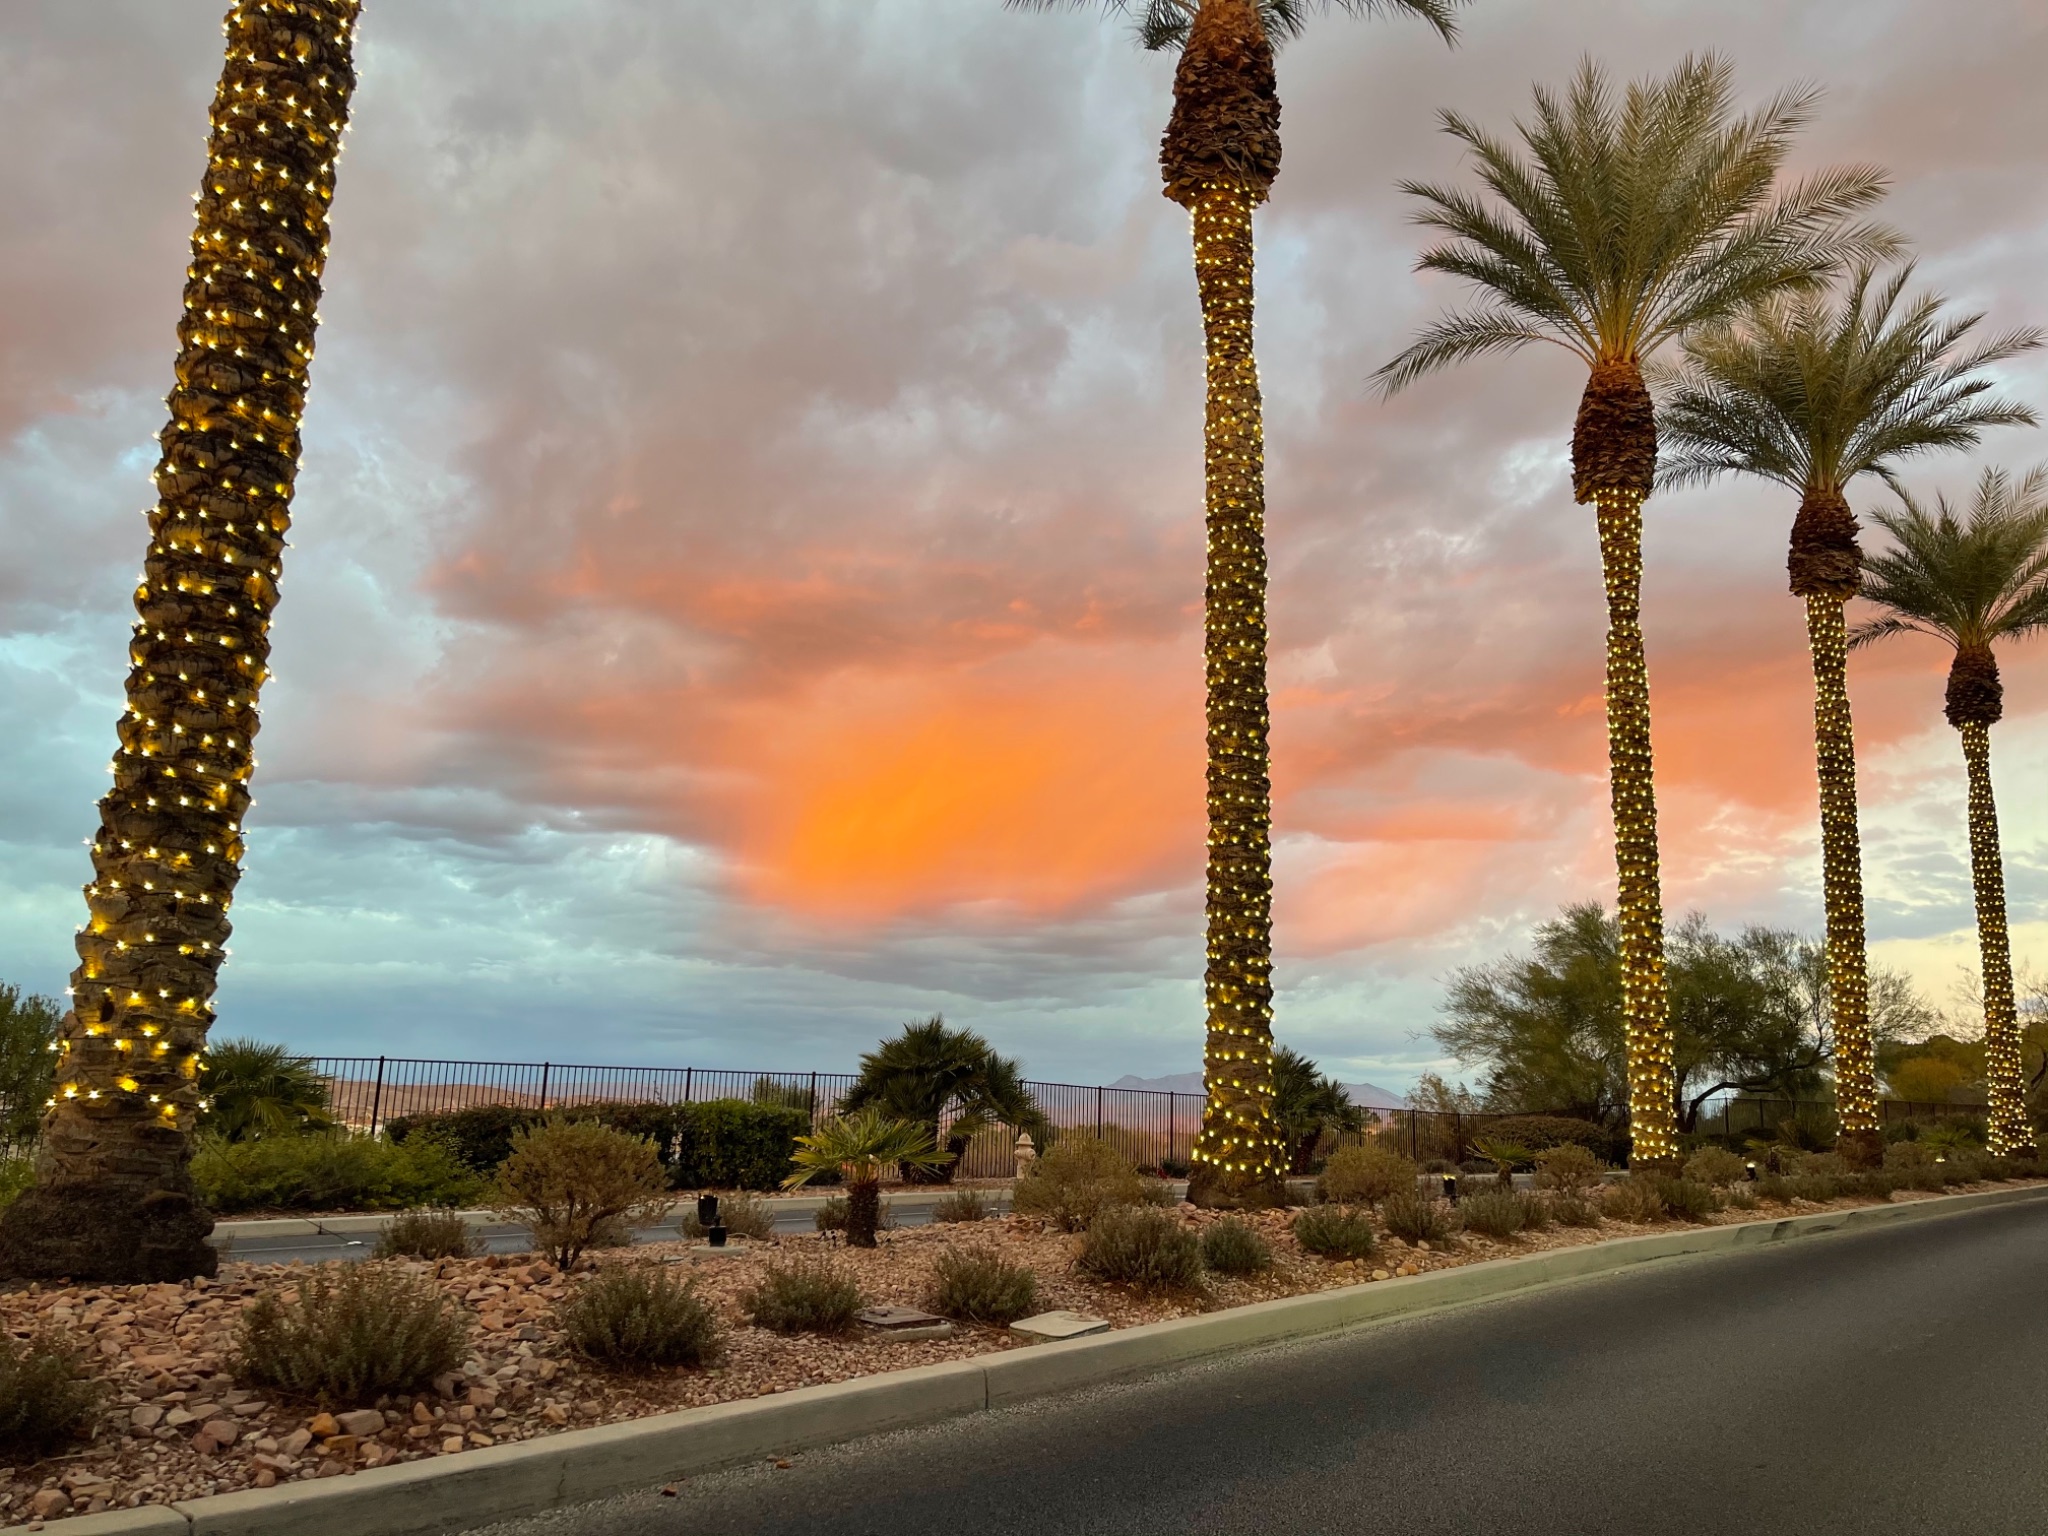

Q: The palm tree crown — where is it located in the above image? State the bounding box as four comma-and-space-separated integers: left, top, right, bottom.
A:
1010, 0, 1462, 53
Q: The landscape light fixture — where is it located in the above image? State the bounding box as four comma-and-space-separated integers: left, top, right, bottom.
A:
1442, 1173, 1459, 1204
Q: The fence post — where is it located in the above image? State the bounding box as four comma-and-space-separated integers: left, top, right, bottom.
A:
684, 1067, 693, 1106
538, 1062, 551, 1113
1408, 1109, 1416, 1160
808, 1071, 818, 1124
368, 1056, 386, 1138
1096, 1085, 1104, 1138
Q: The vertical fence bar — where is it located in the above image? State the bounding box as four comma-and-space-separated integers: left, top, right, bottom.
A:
368, 1056, 387, 1137
538, 1062, 551, 1113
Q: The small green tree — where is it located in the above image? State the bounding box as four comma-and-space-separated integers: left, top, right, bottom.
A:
198, 1038, 333, 1142
0, 985, 61, 1156
784, 1108, 949, 1248
841, 1017, 1044, 1182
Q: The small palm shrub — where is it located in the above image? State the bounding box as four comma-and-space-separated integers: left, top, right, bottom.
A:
493, 1119, 671, 1268
1601, 1177, 1668, 1224
928, 1248, 1038, 1324
1380, 1189, 1453, 1244
375, 1207, 482, 1260
1655, 1177, 1718, 1222
1077, 1206, 1205, 1290
198, 1037, 334, 1141
561, 1265, 723, 1369
1293, 1205, 1377, 1261
932, 1188, 991, 1224
1681, 1147, 1747, 1189
1012, 1136, 1154, 1231
1200, 1217, 1274, 1275
0, 1334, 100, 1459
235, 1264, 468, 1403
744, 1258, 863, 1334
1316, 1143, 1418, 1207
1457, 1188, 1527, 1239
784, 1109, 949, 1248
1470, 1138, 1537, 1187
681, 1192, 775, 1240
1532, 1144, 1603, 1198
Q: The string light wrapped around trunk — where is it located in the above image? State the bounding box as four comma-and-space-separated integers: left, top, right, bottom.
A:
1959, 722, 2031, 1155
0, 0, 361, 1283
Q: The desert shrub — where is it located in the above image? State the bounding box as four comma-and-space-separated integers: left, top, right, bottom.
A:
1316, 1143, 1418, 1207
1601, 1177, 1668, 1224
0, 1334, 100, 1459
1532, 1144, 1604, 1198
680, 1192, 775, 1241
493, 1118, 671, 1267
1484, 1115, 1618, 1159
1078, 1206, 1205, 1289
1755, 1172, 1794, 1204
1293, 1205, 1378, 1261
1655, 1177, 1717, 1222
193, 1129, 484, 1214
672, 1099, 811, 1191
1548, 1192, 1601, 1227
1011, 1136, 1152, 1231
1457, 1188, 1527, 1239
235, 1264, 467, 1403
1380, 1190, 1453, 1244
744, 1258, 863, 1334
927, 1248, 1038, 1324
814, 1196, 849, 1233
1788, 1173, 1846, 1202
1723, 1182, 1759, 1210
932, 1189, 990, 1224
386, 1105, 539, 1174
1200, 1217, 1274, 1275
1517, 1190, 1552, 1230
560, 1265, 722, 1369
1790, 1151, 1851, 1179
1845, 1170, 1898, 1200
374, 1207, 482, 1260
1884, 1140, 1935, 1171
1981, 1156, 2022, 1182
1681, 1147, 1748, 1189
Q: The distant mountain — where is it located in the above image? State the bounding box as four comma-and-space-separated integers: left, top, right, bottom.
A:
1107, 1071, 1409, 1111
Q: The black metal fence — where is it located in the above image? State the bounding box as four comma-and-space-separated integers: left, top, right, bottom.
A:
310, 1056, 1991, 1177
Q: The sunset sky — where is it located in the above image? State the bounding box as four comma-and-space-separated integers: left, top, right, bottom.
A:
3, 1, 2046, 1091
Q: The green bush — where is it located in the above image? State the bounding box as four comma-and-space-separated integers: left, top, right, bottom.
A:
680, 1192, 775, 1241
672, 1099, 811, 1191
931, 1189, 990, 1224
493, 1119, 671, 1268
561, 1265, 723, 1370
1200, 1217, 1274, 1275
374, 1208, 482, 1260
1316, 1144, 1418, 1207
1654, 1177, 1717, 1222
1884, 1140, 1935, 1171
1681, 1147, 1747, 1189
1380, 1190, 1453, 1244
814, 1196, 850, 1233
744, 1258, 863, 1334
387, 1104, 538, 1174
1457, 1188, 1527, 1239
193, 1130, 484, 1214
927, 1248, 1038, 1324
1012, 1136, 1153, 1231
1532, 1144, 1604, 1197
1293, 1205, 1377, 1260
0, 1333, 100, 1459
234, 1264, 468, 1404
1601, 1177, 1667, 1223
1485, 1115, 1619, 1160
1548, 1192, 1601, 1226
1078, 1206, 1205, 1289
1755, 1172, 1794, 1203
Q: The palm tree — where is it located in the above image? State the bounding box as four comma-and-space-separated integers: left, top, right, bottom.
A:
0, 0, 362, 1283
1271, 1045, 1364, 1173
1655, 266, 2040, 1164
784, 1108, 952, 1247
1852, 467, 2048, 1157
1013, 0, 1466, 1209
1375, 56, 1897, 1166
197, 1038, 335, 1142
841, 1017, 1046, 1182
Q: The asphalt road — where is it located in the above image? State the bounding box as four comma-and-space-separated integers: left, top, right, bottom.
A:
479, 1193, 2048, 1536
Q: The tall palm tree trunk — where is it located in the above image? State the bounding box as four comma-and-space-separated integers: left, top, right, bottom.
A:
1804, 595, 1882, 1155
0, 0, 361, 1282
1959, 722, 2031, 1154
1576, 360, 1677, 1166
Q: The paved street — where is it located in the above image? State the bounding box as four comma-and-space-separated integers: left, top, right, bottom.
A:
481, 1194, 2048, 1536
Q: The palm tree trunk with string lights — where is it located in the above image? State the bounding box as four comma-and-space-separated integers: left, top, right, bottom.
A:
1167, 0, 1287, 1207
1948, 647, 2033, 1155
0, 0, 361, 1282
1789, 487, 1883, 1162
1574, 359, 1679, 1168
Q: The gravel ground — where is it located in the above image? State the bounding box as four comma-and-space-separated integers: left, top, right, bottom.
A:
0, 1177, 2032, 1525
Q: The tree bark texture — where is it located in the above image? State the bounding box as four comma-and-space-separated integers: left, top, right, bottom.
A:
1959, 722, 2033, 1156
0, 0, 360, 1283
1804, 595, 1881, 1159
1573, 362, 1676, 1167
846, 1180, 882, 1249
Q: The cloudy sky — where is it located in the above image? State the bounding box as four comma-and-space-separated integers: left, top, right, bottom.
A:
3, 1, 2046, 1089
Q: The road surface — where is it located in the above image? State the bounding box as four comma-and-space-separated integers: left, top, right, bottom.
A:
479, 1192, 2048, 1535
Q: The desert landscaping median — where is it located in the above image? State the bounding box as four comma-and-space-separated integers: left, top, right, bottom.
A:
40, 1183, 2048, 1536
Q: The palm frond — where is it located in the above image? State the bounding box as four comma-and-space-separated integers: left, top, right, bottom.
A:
784, 1107, 951, 1188
1005, 0, 1465, 52
1857, 466, 2048, 652
1373, 306, 1580, 396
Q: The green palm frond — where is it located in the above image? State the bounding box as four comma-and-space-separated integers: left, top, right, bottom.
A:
1376, 55, 1901, 395
1655, 263, 2042, 493
1004, 0, 1465, 51
1853, 467, 2048, 651
783, 1107, 952, 1189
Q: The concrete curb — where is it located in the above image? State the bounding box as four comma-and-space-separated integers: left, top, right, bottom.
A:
71, 1182, 2048, 1534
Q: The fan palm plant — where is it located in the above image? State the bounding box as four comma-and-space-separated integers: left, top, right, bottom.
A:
1012, 0, 1466, 1209
196, 1038, 334, 1142
1375, 55, 1897, 1166
841, 1017, 1046, 1183
785, 1108, 952, 1247
1852, 467, 2048, 1156
0, 0, 362, 1284
1655, 266, 2040, 1163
